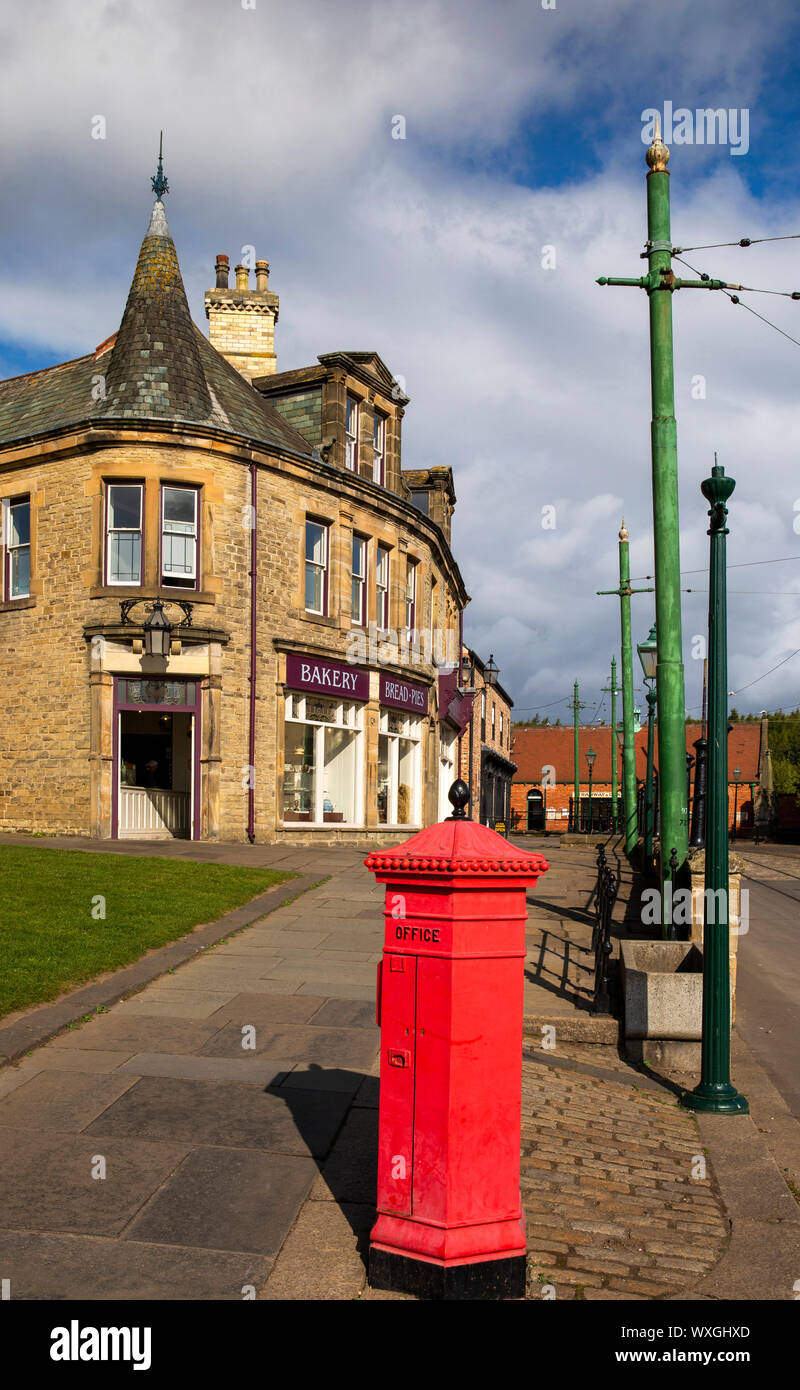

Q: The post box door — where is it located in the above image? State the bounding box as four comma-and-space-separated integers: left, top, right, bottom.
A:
376, 953, 417, 1216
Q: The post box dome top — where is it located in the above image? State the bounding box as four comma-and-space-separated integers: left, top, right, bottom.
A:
365, 815, 549, 879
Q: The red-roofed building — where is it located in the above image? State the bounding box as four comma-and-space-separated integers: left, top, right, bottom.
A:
510, 722, 763, 836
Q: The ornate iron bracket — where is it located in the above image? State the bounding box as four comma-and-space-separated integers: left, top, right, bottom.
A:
119, 598, 194, 628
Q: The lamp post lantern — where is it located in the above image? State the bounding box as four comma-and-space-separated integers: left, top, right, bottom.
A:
143, 599, 172, 659
586, 746, 596, 836
684, 462, 748, 1116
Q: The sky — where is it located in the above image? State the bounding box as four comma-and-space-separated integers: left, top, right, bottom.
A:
2, 0, 800, 720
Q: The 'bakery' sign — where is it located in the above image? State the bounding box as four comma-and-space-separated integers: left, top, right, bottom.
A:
286, 653, 369, 701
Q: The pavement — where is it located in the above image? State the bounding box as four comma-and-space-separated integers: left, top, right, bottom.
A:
0, 832, 797, 1301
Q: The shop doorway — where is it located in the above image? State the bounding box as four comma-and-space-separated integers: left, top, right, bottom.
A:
113, 678, 199, 839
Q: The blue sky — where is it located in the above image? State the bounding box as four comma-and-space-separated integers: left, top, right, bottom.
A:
2, 0, 800, 721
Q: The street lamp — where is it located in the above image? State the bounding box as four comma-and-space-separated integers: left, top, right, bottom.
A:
586, 745, 596, 835
638, 624, 658, 864
484, 654, 499, 688
143, 599, 172, 659
731, 767, 741, 844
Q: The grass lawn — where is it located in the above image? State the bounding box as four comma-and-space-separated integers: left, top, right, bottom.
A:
0, 845, 295, 1020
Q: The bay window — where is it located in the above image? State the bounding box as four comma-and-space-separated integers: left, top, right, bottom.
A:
161, 486, 198, 588
106, 483, 143, 586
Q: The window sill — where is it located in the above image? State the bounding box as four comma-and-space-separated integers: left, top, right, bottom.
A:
0, 595, 35, 613
297, 610, 339, 627
90, 585, 216, 605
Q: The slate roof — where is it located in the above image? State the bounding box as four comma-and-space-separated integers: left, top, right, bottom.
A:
0, 201, 314, 458
511, 722, 762, 784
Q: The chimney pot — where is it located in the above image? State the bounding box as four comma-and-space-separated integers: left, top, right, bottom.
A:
255, 259, 270, 291
234, 263, 249, 291
215, 254, 229, 289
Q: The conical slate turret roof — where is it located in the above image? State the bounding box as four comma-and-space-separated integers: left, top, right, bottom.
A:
98, 200, 213, 422
0, 199, 314, 457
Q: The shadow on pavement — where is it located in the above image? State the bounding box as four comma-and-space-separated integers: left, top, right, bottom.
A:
267, 1063, 377, 1258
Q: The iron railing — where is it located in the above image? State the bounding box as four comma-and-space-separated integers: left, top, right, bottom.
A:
591, 845, 617, 1014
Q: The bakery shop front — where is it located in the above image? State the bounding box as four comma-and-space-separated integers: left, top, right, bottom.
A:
280, 652, 430, 834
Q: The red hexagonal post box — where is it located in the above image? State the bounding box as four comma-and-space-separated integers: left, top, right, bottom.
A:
365, 780, 549, 1299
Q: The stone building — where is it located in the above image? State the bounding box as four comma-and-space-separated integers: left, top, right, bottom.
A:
0, 182, 468, 843
458, 647, 516, 828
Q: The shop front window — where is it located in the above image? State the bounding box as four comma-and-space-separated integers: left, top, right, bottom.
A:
377, 709, 421, 826
283, 695, 362, 825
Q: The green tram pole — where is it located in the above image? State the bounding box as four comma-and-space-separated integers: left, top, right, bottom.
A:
597, 118, 738, 896
684, 462, 748, 1116
571, 681, 581, 833
601, 658, 621, 833
644, 123, 689, 889
598, 524, 651, 856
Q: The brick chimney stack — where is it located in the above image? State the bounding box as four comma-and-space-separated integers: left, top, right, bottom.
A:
205, 250, 279, 381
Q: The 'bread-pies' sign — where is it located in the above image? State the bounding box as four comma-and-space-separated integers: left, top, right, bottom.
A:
380, 673, 429, 714
286, 653, 369, 701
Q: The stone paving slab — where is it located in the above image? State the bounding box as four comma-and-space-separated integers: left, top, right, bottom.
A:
0, 1070, 139, 1133
0, 1229, 271, 1301
0, 1129, 191, 1237
204, 993, 328, 1026
47, 1016, 223, 1053
125, 1146, 318, 1256
115, 1054, 294, 1085
113, 991, 241, 1018
84, 1075, 351, 1156
259, 1200, 374, 1300
309, 999, 376, 1029
198, 1023, 378, 1068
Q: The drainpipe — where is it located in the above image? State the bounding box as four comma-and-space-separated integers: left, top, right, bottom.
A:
247, 463, 257, 843
457, 606, 464, 779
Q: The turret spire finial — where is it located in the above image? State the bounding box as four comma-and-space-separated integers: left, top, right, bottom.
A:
151, 131, 169, 201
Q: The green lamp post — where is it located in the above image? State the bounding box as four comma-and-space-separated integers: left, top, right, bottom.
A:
638, 624, 658, 865
586, 746, 596, 835
684, 462, 748, 1116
